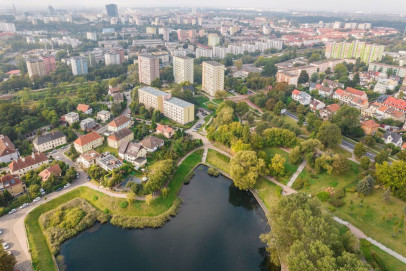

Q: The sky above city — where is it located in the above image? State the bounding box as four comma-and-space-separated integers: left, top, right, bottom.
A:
2, 0, 406, 13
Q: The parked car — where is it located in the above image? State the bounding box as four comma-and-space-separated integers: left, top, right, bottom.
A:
8, 209, 16, 215
56, 156, 61, 160
0, 229, 3, 235
55, 187, 63, 192
64, 183, 71, 188
33, 197, 41, 203
2, 242, 9, 250
76, 173, 80, 179
19, 203, 29, 209
39, 188, 46, 196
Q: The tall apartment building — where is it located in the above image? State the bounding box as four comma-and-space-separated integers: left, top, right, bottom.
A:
105, 51, 121, 65
138, 86, 169, 111
0, 22, 16, 33
138, 54, 160, 85
26, 58, 46, 78
41, 56, 57, 75
325, 41, 385, 64
173, 56, 194, 84
202, 61, 225, 96
208, 34, 221, 47
159, 27, 170, 41
163, 97, 195, 124
86, 32, 97, 41
105, 4, 118, 17
196, 47, 213, 58
70, 56, 88, 75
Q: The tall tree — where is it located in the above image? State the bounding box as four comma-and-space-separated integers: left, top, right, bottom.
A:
230, 151, 265, 190
298, 70, 309, 84
316, 122, 342, 148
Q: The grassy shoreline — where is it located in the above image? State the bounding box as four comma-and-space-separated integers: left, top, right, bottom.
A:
25, 149, 203, 271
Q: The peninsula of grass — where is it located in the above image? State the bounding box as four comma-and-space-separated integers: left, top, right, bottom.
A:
206, 148, 231, 174
25, 149, 203, 271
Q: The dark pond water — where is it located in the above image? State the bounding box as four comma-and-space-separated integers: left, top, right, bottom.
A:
58, 165, 279, 271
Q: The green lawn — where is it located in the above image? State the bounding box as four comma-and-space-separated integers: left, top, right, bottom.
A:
194, 95, 210, 108
212, 99, 223, 105
360, 239, 406, 271
329, 145, 352, 158
95, 144, 118, 156
159, 116, 198, 129
264, 147, 298, 184
254, 177, 282, 210
206, 149, 230, 174
298, 162, 406, 264
25, 149, 203, 271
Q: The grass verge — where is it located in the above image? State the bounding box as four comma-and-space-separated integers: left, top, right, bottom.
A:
206, 149, 231, 174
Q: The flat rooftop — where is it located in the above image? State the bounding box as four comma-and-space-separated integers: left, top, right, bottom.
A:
139, 86, 168, 96
204, 61, 224, 67
165, 97, 194, 108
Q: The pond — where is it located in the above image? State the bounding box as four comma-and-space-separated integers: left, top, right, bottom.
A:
57, 165, 279, 271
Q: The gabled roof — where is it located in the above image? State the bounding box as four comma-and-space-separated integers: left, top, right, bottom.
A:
108, 128, 133, 142
0, 175, 22, 189
361, 119, 380, 129
0, 135, 17, 157
384, 131, 402, 143
74, 131, 102, 146
33, 131, 65, 146
292, 89, 300, 95
108, 116, 131, 128
9, 153, 48, 172
79, 150, 101, 162
326, 104, 340, 112
345, 87, 366, 97
156, 124, 174, 134
38, 164, 62, 181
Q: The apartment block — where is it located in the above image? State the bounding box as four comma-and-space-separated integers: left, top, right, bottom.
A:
325, 41, 385, 64
33, 131, 67, 152
202, 61, 225, 96
196, 47, 213, 58
163, 97, 195, 125
26, 58, 46, 78
70, 56, 88, 75
138, 54, 160, 85
138, 86, 170, 112
41, 56, 57, 75
208, 34, 221, 47
173, 56, 194, 84
73, 131, 103, 153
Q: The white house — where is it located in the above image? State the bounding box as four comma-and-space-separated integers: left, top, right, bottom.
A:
383, 131, 403, 147
292, 89, 311, 105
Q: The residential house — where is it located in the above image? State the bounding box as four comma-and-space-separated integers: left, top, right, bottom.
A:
9, 152, 49, 176
383, 96, 406, 113
107, 115, 132, 132
322, 79, 343, 89
97, 110, 111, 122
0, 175, 25, 196
80, 118, 97, 131
140, 136, 164, 152
292, 89, 311, 105
0, 135, 20, 163
77, 150, 101, 169
33, 131, 67, 152
38, 164, 62, 181
108, 85, 120, 96
73, 131, 103, 153
97, 154, 123, 171
361, 120, 380, 135
108, 128, 134, 149
333, 88, 369, 109
156, 124, 174, 138
77, 104, 92, 114
383, 131, 403, 147
384, 108, 405, 122
111, 92, 124, 103
309, 99, 326, 112
318, 86, 334, 97
118, 141, 147, 168
374, 81, 387, 94
64, 112, 79, 124
319, 104, 340, 119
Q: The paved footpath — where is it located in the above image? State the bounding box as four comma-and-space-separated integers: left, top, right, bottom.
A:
287, 160, 306, 187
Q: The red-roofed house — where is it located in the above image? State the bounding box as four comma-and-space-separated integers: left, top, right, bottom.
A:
77, 104, 92, 114
0, 134, 20, 163
6, 70, 21, 76
73, 131, 103, 153
38, 164, 62, 181
319, 104, 340, 119
361, 120, 380, 135
156, 124, 174, 138
0, 175, 25, 196
9, 152, 49, 176
107, 116, 132, 132
383, 96, 406, 113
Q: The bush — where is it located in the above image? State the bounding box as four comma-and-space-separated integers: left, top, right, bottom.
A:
317, 191, 330, 202
329, 197, 345, 207
93, 196, 98, 201
207, 167, 220, 177
120, 201, 128, 208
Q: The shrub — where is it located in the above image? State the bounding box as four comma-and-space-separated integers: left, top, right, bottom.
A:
120, 201, 128, 208
292, 177, 305, 190
93, 196, 98, 201
329, 197, 344, 207
317, 191, 330, 202
207, 167, 220, 177
103, 208, 109, 214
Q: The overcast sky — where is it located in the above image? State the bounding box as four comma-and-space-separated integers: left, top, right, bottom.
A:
2, 0, 406, 13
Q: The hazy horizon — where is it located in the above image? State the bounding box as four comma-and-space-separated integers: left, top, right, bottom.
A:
1, 0, 406, 14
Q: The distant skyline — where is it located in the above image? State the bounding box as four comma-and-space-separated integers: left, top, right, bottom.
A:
2, 0, 406, 13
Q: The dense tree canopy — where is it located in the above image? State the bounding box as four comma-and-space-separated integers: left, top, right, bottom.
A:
230, 151, 265, 190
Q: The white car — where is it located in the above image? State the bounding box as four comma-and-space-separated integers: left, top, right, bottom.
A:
19, 203, 29, 209
2, 242, 9, 250
64, 183, 71, 188
8, 209, 16, 215
33, 197, 41, 203
0, 229, 3, 235
56, 156, 61, 160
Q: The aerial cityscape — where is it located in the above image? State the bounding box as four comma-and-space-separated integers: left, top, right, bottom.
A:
0, 1, 406, 271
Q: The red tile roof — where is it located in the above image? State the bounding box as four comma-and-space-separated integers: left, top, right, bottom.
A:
383, 96, 406, 112
156, 124, 174, 135
345, 87, 366, 98
9, 153, 48, 172
39, 164, 62, 181
0, 135, 17, 157
74, 131, 102, 146
0, 175, 22, 188
327, 104, 340, 112
108, 116, 131, 128
77, 104, 90, 113
292, 89, 300, 95
361, 119, 380, 129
